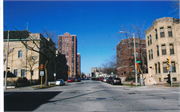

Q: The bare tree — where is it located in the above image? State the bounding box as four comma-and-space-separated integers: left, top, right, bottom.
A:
20, 52, 39, 84
117, 23, 147, 78
14, 29, 56, 86
171, 0, 179, 17
101, 54, 117, 75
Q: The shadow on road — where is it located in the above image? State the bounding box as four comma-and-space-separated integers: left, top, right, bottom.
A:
46, 90, 106, 103
4, 91, 62, 111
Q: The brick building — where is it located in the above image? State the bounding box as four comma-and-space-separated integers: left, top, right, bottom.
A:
58, 32, 77, 78
116, 38, 147, 81
77, 53, 81, 77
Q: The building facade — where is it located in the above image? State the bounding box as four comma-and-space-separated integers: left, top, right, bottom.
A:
58, 32, 77, 78
3, 31, 56, 83
116, 38, 147, 81
91, 67, 104, 77
145, 17, 180, 83
77, 53, 81, 77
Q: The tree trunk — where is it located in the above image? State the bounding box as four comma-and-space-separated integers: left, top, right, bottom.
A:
44, 60, 49, 86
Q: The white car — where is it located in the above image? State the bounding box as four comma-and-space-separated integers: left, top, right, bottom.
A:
55, 79, 65, 86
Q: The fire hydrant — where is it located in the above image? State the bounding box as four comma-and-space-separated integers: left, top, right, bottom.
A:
131, 82, 133, 87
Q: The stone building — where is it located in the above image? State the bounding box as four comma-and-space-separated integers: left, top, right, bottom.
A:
145, 17, 180, 83
4, 31, 67, 83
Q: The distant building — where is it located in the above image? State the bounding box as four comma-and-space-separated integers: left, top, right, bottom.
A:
58, 32, 77, 78
145, 17, 180, 83
116, 38, 147, 81
77, 53, 81, 77
91, 67, 104, 77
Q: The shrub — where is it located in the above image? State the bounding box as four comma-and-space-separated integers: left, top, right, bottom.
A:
125, 76, 135, 81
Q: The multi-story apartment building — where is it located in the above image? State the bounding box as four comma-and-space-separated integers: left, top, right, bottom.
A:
145, 17, 180, 83
116, 38, 147, 81
77, 53, 81, 77
58, 32, 77, 78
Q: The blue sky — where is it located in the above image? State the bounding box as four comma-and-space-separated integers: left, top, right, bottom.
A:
3, 1, 178, 74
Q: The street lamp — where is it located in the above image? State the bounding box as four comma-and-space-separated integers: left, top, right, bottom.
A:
119, 31, 137, 86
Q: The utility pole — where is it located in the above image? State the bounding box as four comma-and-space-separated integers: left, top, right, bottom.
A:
133, 33, 137, 86
5, 30, 9, 90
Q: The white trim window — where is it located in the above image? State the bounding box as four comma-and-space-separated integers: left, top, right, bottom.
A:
21, 69, 26, 77
18, 50, 22, 58
14, 69, 18, 77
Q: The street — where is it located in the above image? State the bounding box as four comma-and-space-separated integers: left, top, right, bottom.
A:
4, 80, 180, 112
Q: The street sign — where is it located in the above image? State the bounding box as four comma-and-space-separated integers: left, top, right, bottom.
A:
54, 73, 56, 76
40, 71, 44, 76
136, 61, 141, 63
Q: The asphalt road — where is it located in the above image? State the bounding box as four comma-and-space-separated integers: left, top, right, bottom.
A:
4, 80, 180, 112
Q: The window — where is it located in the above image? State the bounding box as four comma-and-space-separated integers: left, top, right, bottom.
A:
136, 43, 138, 48
18, 50, 22, 58
14, 69, 18, 77
155, 29, 158, 39
172, 78, 177, 81
136, 52, 138, 57
171, 62, 176, 73
163, 62, 168, 73
169, 44, 174, 55
149, 50, 151, 60
131, 43, 134, 47
155, 63, 157, 74
143, 44, 145, 48
21, 69, 25, 77
147, 36, 149, 45
157, 45, 159, 56
150, 35, 152, 44
158, 62, 161, 73
160, 27, 165, 38
161, 44, 166, 55
31, 70, 34, 76
168, 26, 172, 37
151, 49, 153, 59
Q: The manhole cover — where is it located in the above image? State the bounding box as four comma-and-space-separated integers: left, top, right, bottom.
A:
128, 93, 136, 94
96, 98, 106, 100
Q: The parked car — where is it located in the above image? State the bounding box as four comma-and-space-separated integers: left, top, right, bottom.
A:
110, 77, 122, 85
100, 78, 104, 82
67, 79, 72, 82
77, 78, 81, 82
107, 77, 113, 83
103, 78, 108, 82
55, 79, 65, 86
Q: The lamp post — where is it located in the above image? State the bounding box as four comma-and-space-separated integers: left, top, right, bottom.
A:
119, 31, 137, 86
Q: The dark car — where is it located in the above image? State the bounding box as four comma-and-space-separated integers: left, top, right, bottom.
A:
107, 77, 113, 83
110, 77, 122, 85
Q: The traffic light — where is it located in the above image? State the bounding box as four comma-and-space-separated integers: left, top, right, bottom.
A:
167, 58, 170, 66
40, 64, 43, 71
167, 66, 169, 71
166, 74, 171, 84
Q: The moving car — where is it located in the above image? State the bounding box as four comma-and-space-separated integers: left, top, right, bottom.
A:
55, 79, 65, 86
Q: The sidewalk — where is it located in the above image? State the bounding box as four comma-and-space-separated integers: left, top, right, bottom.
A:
4, 84, 42, 91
